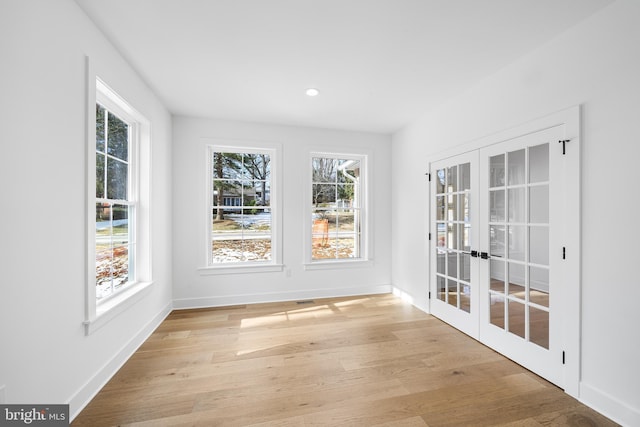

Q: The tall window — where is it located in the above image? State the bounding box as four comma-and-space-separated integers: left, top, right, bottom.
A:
95, 102, 136, 300
209, 147, 275, 265
310, 154, 365, 261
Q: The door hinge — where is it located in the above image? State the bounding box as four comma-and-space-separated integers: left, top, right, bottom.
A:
426, 172, 431, 181
562, 247, 566, 260
559, 139, 571, 155
428, 291, 431, 300
428, 232, 432, 241
562, 351, 566, 365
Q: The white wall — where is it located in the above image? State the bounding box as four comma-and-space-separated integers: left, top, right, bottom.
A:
391, 0, 640, 425
0, 0, 173, 419
172, 117, 391, 307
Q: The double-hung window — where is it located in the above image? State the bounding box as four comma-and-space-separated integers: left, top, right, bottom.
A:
86, 77, 151, 334
206, 145, 281, 270
308, 153, 368, 263
95, 102, 135, 300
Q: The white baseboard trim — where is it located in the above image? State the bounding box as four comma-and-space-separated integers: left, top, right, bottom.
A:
68, 301, 173, 421
580, 382, 640, 427
173, 285, 392, 309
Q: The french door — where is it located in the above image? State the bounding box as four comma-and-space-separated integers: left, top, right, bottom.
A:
430, 125, 568, 388
429, 151, 479, 338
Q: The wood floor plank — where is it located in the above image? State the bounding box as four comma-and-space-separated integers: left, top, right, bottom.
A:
72, 294, 618, 426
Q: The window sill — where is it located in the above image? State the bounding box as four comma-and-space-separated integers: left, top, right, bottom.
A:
198, 263, 284, 275
84, 281, 154, 335
304, 259, 373, 271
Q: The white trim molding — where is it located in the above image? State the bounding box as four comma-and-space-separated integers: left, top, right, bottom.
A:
173, 285, 392, 310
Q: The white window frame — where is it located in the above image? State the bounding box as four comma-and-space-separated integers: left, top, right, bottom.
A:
199, 141, 283, 275
85, 73, 153, 335
304, 151, 371, 270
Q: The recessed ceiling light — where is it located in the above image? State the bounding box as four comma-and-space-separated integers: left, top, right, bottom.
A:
305, 88, 320, 97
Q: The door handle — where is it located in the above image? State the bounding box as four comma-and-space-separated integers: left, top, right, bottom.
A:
471, 250, 478, 258
480, 252, 490, 259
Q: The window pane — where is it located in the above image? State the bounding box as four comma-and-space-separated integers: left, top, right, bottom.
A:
95, 247, 113, 300
530, 307, 549, 349
447, 194, 457, 221
508, 188, 525, 223
530, 266, 549, 307
112, 245, 129, 290
337, 210, 358, 233
508, 225, 526, 261
212, 237, 272, 263
337, 159, 360, 183
312, 158, 337, 182
508, 149, 525, 186
508, 262, 526, 299
508, 300, 526, 339
437, 276, 446, 301
460, 193, 470, 223
436, 196, 445, 221
460, 283, 471, 313
107, 157, 128, 200
95, 202, 130, 300
324, 212, 339, 234
436, 169, 445, 194
242, 208, 271, 236
447, 165, 457, 192
447, 251, 458, 279
96, 153, 105, 199
337, 184, 355, 207
312, 215, 329, 249
447, 279, 457, 307
490, 259, 505, 292
530, 185, 549, 223
112, 204, 129, 246
313, 184, 336, 206
530, 226, 549, 265
460, 252, 471, 282
96, 104, 105, 152
529, 143, 549, 183
490, 154, 505, 188
460, 163, 471, 191
490, 190, 505, 222
490, 294, 505, 329
107, 111, 128, 161
490, 225, 505, 258
212, 239, 243, 263
447, 223, 458, 250
460, 223, 470, 251
437, 248, 446, 274
242, 154, 270, 182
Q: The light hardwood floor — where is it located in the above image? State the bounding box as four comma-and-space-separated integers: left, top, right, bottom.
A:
72, 294, 617, 426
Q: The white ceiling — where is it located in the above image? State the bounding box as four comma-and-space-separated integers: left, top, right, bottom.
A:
75, 0, 613, 134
